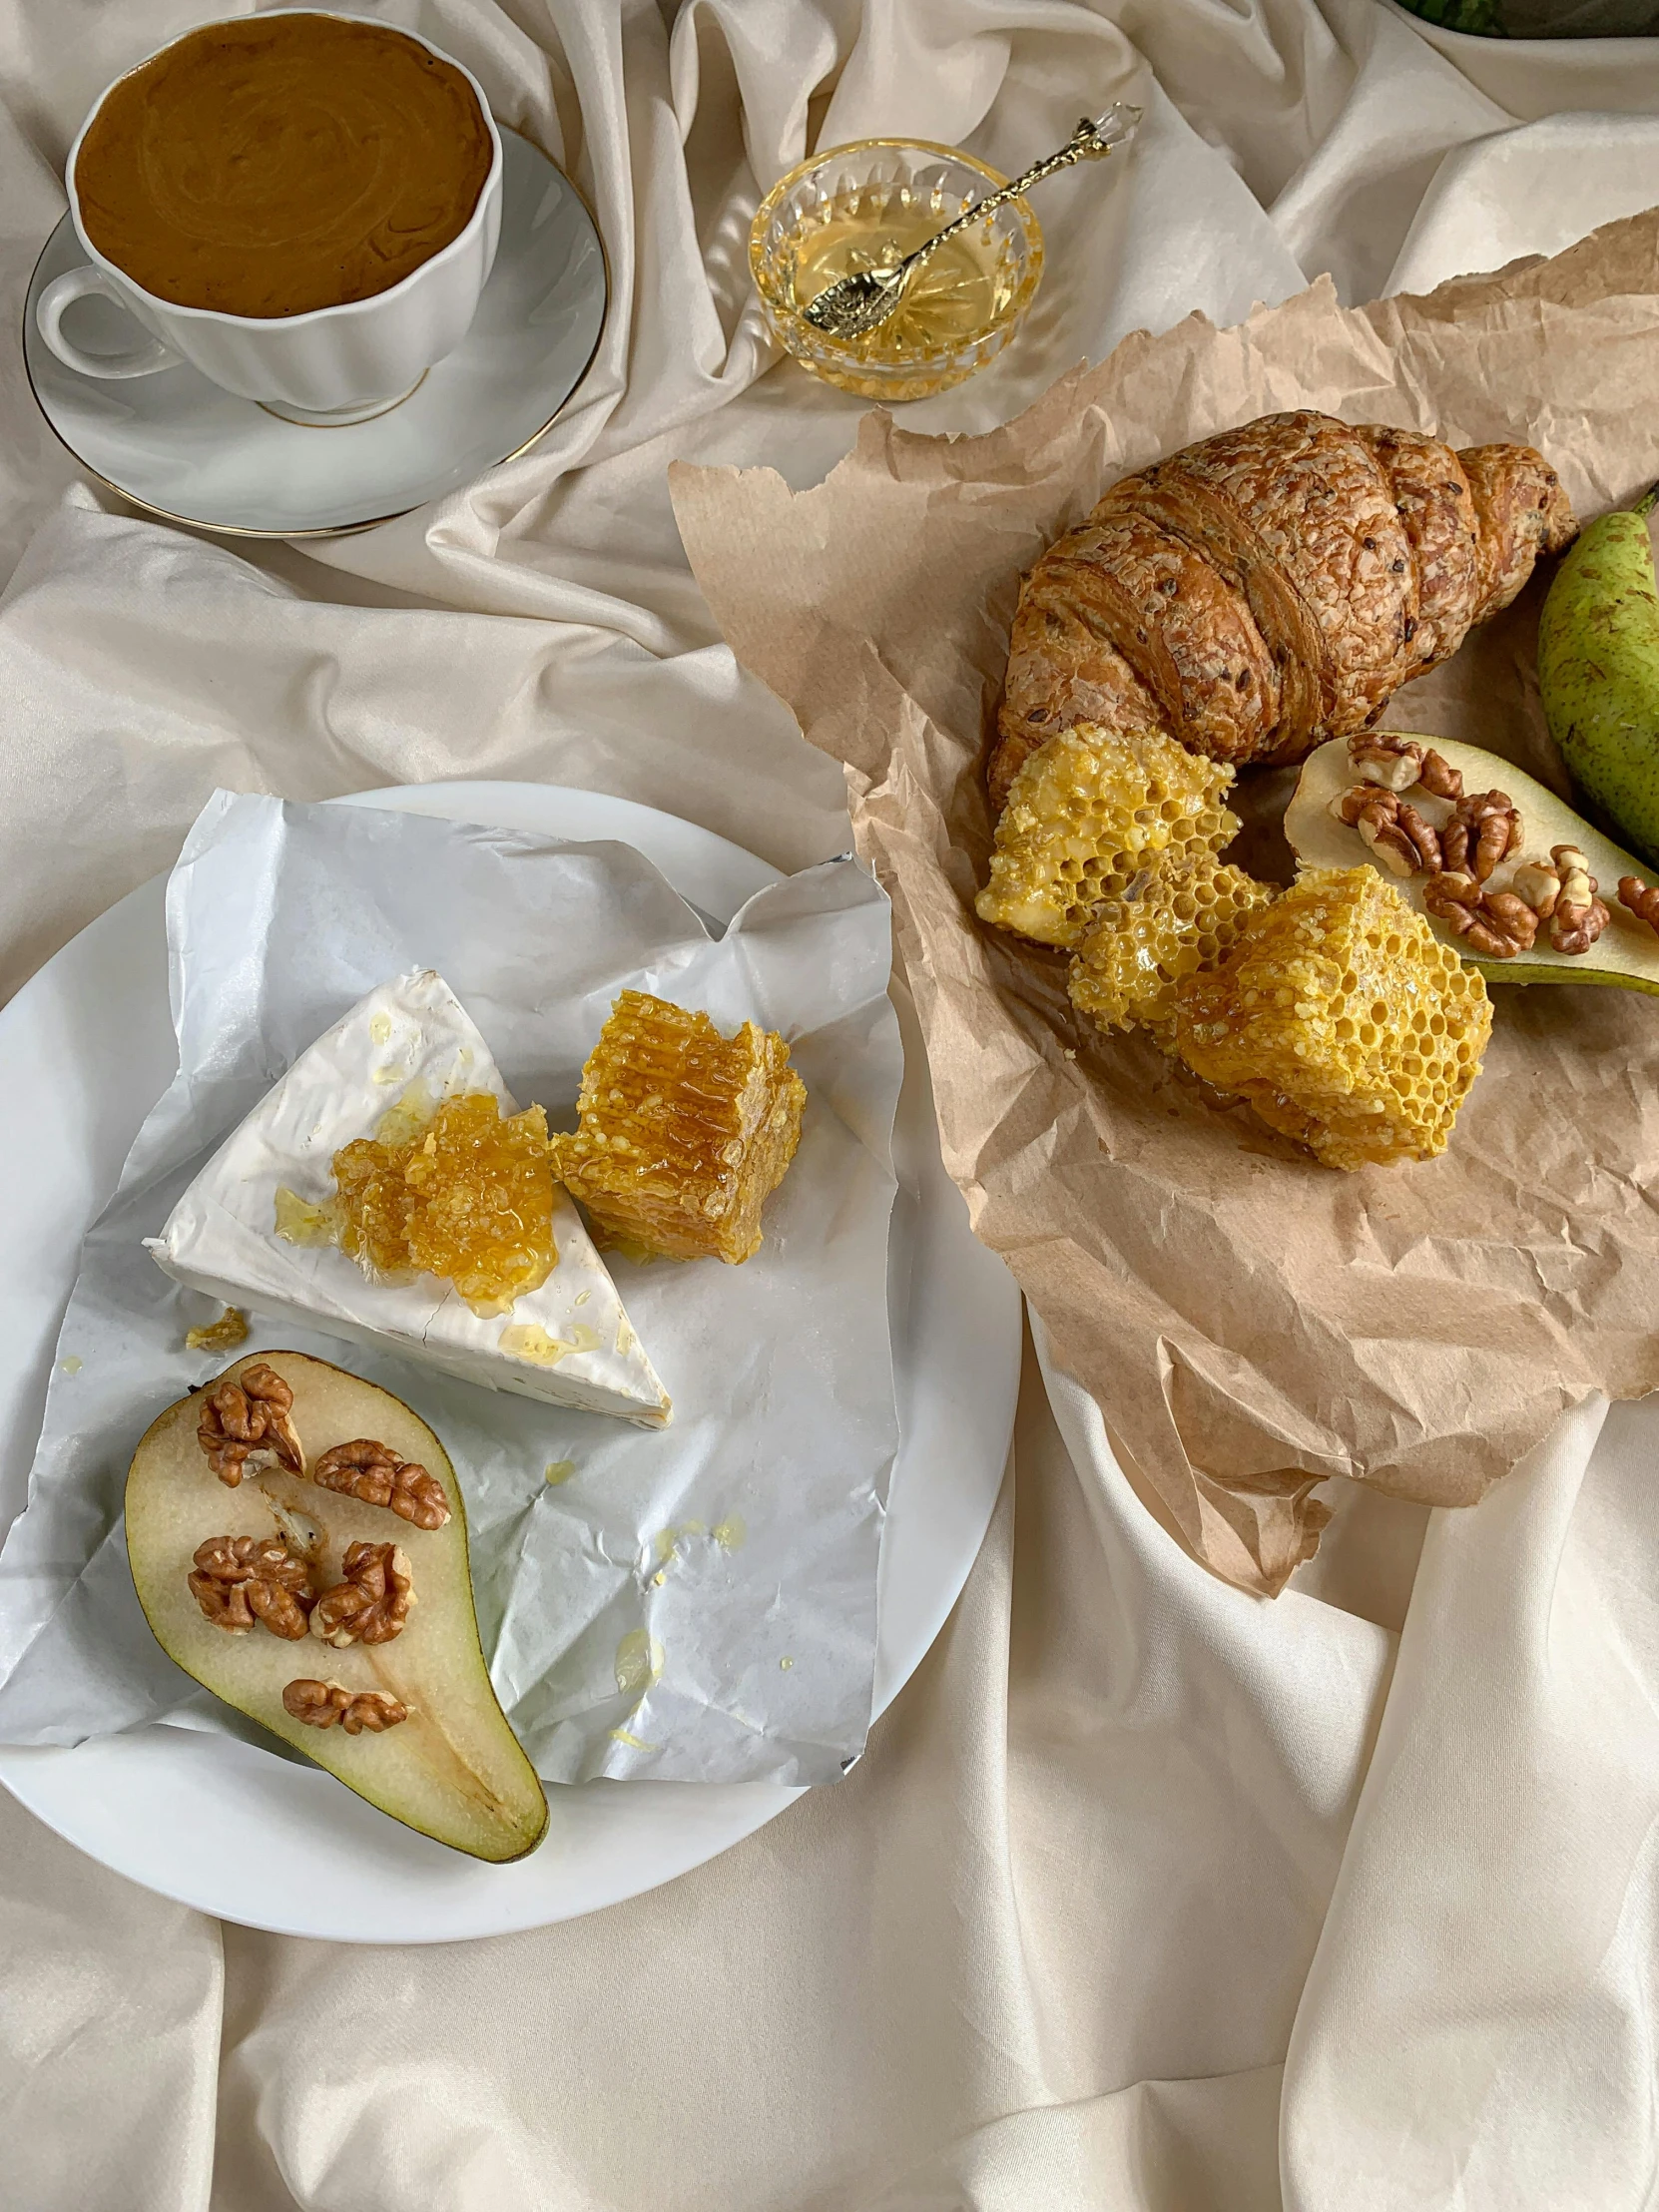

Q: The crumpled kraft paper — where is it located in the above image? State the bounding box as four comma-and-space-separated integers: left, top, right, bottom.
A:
670, 206, 1659, 1596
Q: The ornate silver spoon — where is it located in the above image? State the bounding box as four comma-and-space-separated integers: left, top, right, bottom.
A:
799, 104, 1142, 342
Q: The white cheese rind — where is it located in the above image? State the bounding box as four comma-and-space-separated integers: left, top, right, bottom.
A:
148, 971, 672, 1427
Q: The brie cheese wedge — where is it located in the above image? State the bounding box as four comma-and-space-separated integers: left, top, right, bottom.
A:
149, 971, 672, 1427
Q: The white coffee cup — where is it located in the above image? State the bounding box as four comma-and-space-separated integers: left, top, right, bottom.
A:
35, 11, 503, 425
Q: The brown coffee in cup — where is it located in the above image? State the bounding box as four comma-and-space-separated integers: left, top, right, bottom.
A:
72, 14, 493, 320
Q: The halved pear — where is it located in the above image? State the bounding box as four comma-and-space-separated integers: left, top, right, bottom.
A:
1285, 734, 1659, 992
126, 1350, 548, 1863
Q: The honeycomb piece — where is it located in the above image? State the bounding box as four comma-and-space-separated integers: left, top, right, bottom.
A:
329, 1091, 557, 1316
184, 1305, 249, 1355
1069, 854, 1277, 1044
974, 722, 1239, 947
553, 992, 806, 1264
1173, 866, 1492, 1170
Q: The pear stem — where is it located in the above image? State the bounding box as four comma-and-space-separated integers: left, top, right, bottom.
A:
1634, 481, 1659, 518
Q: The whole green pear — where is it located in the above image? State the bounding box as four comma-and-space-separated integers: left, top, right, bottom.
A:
1537, 485, 1659, 871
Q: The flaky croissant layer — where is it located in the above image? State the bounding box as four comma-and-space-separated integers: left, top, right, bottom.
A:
989, 410, 1574, 812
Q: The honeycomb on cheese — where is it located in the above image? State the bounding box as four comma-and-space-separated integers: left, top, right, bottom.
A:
552, 991, 806, 1264
974, 722, 1239, 948
1069, 853, 1277, 1045
1172, 866, 1492, 1171
302, 1089, 558, 1317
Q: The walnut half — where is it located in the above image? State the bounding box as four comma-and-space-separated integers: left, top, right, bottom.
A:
188, 1534, 314, 1639
282, 1679, 408, 1734
1441, 791, 1523, 882
1422, 870, 1539, 959
1346, 732, 1463, 800
1510, 858, 1561, 919
1414, 748, 1464, 801
1619, 874, 1659, 936
1332, 786, 1441, 875
1549, 845, 1610, 955
310, 1542, 414, 1648
198, 1365, 301, 1487
1348, 733, 1424, 793
311, 1439, 450, 1530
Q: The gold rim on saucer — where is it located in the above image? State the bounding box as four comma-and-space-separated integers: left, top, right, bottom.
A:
20, 125, 610, 541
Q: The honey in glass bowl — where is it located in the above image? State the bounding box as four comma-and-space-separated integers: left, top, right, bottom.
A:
751, 140, 1043, 402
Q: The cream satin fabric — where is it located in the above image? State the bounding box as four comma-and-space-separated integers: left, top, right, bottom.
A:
4, 4, 1659, 2206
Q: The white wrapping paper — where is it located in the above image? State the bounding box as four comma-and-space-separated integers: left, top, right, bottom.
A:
0, 794, 900, 1786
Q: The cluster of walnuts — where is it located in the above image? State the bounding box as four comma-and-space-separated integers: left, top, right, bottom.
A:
188, 1532, 413, 1646
186, 1365, 453, 1736
1330, 733, 1639, 961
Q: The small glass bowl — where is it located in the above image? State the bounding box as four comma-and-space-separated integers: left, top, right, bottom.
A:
749, 139, 1044, 403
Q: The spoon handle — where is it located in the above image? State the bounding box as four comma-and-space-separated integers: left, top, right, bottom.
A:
908, 105, 1140, 266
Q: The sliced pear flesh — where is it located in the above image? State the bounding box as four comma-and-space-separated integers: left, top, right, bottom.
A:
1284, 734, 1659, 993
126, 1350, 548, 1864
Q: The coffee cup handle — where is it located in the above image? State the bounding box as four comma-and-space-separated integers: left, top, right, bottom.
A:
36, 265, 184, 379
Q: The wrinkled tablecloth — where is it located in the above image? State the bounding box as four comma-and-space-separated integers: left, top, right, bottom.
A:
5, 4, 1659, 2207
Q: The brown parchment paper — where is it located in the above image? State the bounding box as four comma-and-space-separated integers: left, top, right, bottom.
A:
671, 208, 1659, 1596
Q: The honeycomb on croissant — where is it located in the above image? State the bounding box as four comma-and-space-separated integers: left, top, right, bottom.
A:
974, 722, 1239, 948
1172, 866, 1492, 1171
553, 992, 807, 1263
1069, 854, 1277, 1044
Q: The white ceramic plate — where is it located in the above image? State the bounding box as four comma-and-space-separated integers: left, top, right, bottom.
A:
0, 785, 1020, 1941
22, 131, 606, 537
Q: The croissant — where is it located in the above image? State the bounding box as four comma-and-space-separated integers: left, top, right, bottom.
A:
988, 410, 1574, 813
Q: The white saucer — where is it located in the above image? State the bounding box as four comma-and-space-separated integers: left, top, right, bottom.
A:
22, 131, 607, 538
